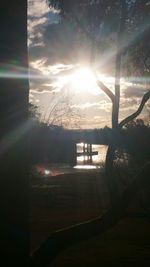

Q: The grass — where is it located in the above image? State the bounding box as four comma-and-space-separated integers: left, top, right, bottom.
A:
31, 170, 150, 266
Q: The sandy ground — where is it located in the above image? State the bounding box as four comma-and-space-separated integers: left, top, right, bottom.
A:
31, 171, 150, 266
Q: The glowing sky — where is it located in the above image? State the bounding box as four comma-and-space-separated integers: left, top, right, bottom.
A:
28, 0, 150, 129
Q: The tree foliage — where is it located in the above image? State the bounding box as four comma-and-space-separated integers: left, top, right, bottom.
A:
47, 0, 150, 74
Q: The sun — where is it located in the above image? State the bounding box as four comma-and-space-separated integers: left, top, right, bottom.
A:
70, 67, 97, 93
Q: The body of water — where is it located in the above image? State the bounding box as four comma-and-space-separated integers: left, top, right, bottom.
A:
32, 144, 108, 178
76, 143, 108, 166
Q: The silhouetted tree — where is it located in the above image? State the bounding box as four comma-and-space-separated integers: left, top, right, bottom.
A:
29, 2, 150, 265
29, 103, 41, 120
47, 0, 150, 201
122, 119, 150, 164
0, 1, 29, 264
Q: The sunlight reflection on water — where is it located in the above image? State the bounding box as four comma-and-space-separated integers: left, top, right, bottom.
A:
76, 144, 108, 166
33, 145, 108, 177
74, 165, 99, 170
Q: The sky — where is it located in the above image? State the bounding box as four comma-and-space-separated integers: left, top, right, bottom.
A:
28, 0, 150, 129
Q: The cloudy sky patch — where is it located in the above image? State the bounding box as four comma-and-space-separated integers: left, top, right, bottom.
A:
28, 0, 150, 129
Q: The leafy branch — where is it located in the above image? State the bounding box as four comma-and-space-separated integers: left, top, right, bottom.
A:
119, 90, 150, 128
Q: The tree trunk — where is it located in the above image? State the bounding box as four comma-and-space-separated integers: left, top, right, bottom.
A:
105, 1, 127, 203
105, 144, 115, 172
0, 1, 29, 264
105, 143, 120, 205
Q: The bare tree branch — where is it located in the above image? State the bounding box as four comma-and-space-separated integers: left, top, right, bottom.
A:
92, 69, 115, 102
46, 101, 60, 124
65, 10, 116, 103
119, 90, 150, 128
96, 80, 115, 103
31, 162, 150, 267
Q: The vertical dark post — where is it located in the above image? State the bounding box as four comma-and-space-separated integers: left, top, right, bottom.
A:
87, 143, 90, 164
69, 142, 77, 166
90, 144, 92, 164
0, 1, 29, 264
86, 143, 88, 164
83, 143, 86, 164
87, 144, 89, 163
73, 142, 77, 166
87, 143, 92, 164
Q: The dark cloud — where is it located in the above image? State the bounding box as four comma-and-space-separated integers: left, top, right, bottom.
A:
29, 65, 54, 92
43, 22, 92, 65
123, 85, 148, 98
120, 98, 137, 109
28, 0, 59, 47
29, 46, 46, 61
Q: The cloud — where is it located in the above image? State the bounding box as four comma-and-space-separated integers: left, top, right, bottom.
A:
28, 0, 58, 47
29, 92, 34, 99
28, 0, 49, 17
28, 1, 149, 128
29, 63, 53, 92
78, 116, 111, 129
30, 89, 54, 95
122, 83, 149, 98
97, 100, 112, 112
72, 102, 101, 109
29, 58, 76, 94
120, 97, 138, 109
72, 100, 112, 114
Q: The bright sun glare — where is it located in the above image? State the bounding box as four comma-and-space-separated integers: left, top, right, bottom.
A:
57, 66, 114, 95
70, 67, 97, 92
